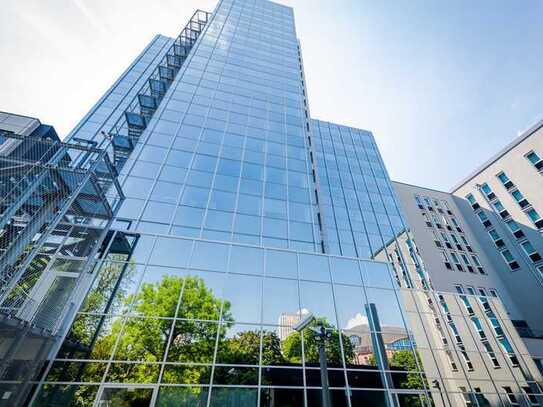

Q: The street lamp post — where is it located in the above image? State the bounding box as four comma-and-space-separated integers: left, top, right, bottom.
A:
292, 312, 333, 407
312, 325, 333, 407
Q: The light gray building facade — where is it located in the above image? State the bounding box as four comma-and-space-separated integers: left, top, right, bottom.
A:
393, 120, 543, 379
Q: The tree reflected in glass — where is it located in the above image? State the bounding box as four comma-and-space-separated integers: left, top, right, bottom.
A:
45, 264, 432, 406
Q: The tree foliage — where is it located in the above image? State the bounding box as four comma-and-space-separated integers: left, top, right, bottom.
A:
389, 349, 424, 389
44, 269, 372, 406
50, 274, 233, 405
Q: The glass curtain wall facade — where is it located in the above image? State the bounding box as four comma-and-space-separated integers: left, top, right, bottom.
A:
113, 0, 320, 253
13, 0, 543, 406
66, 34, 174, 146
311, 120, 406, 261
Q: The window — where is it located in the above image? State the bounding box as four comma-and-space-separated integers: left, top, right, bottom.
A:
472, 254, 485, 274
455, 285, 464, 294
511, 189, 529, 208
483, 344, 500, 367
466, 286, 476, 295
527, 208, 542, 223
415, 195, 423, 207
461, 254, 471, 266
521, 241, 542, 263
489, 289, 498, 298
501, 249, 520, 270
450, 252, 460, 264
478, 288, 486, 296
461, 352, 474, 370
460, 387, 489, 406
481, 183, 496, 200
459, 387, 473, 406
522, 386, 541, 406
497, 172, 514, 189
447, 353, 458, 371
506, 219, 525, 239
462, 237, 473, 252
432, 231, 442, 247
521, 240, 536, 255
499, 337, 520, 365
441, 251, 452, 269
488, 229, 505, 248
471, 315, 484, 332
503, 387, 519, 406
526, 150, 543, 171
451, 234, 460, 245
488, 229, 500, 241
501, 249, 514, 262
477, 211, 492, 228
422, 212, 432, 227
466, 193, 480, 210
493, 200, 510, 218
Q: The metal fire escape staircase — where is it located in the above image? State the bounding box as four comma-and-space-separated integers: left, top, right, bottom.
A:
0, 8, 210, 323
109, 9, 210, 171
0, 133, 124, 332
0, 132, 124, 392
0, 9, 210, 399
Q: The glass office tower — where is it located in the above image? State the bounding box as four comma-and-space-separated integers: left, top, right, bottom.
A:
9, 0, 542, 406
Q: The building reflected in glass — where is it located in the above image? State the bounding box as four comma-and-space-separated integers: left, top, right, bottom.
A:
6, 0, 541, 406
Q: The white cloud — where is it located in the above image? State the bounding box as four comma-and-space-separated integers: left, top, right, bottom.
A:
345, 313, 369, 330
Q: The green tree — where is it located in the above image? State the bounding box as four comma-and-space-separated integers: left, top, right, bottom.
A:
389, 349, 425, 390
155, 386, 208, 407
390, 349, 428, 407
363, 349, 429, 406
48, 274, 232, 406
367, 349, 425, 389
62, 259, 138, 360
261, 330, 286, 366
112, 276, 231, 374
217, 330, 285, 366
282, 318, 354, 367
212, 329, 286, 385
80, 256, 138, 315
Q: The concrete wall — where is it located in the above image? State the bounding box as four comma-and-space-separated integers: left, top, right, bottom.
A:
393, 182, 517, 309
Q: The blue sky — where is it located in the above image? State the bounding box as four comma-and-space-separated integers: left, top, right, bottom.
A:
1, 0, 542, 190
